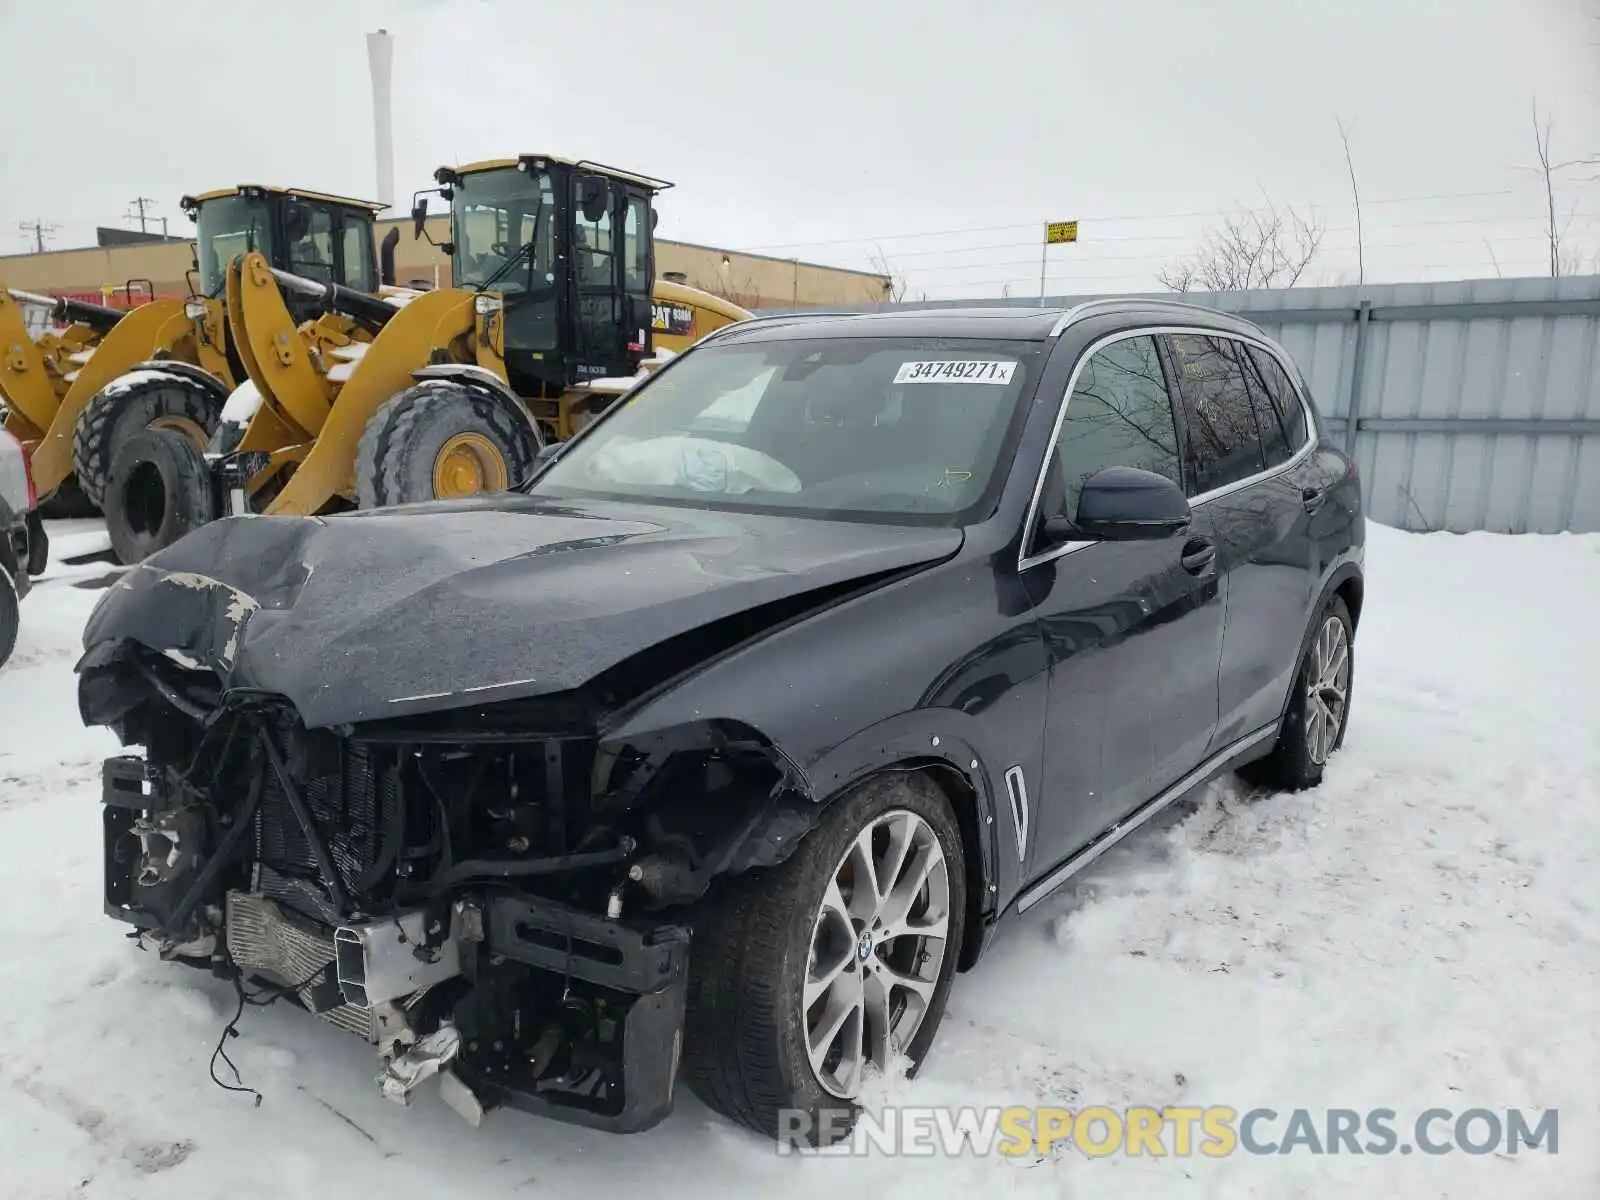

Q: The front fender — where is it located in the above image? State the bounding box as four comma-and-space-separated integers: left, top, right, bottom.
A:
128, 359, 231, 403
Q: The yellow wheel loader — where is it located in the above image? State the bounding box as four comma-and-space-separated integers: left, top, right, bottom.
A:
104, 155, 750, 561
3, 185, 393, 521
0, 288, 134, 514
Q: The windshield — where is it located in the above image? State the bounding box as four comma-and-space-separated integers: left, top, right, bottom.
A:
533, 337, 1042, 525
196, 195, 273, 296
451, 167, 555, 295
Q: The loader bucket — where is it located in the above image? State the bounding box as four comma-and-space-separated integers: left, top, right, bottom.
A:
28, 299, 194, 497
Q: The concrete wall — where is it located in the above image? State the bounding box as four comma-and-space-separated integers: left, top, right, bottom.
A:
0, 216, 887, 310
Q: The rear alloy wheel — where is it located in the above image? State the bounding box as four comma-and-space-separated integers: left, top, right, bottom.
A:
71, 372, 221, 509
682, 773, 966, 1144
1304, 613, 1351, 766
103, 427, 216, 564
1243, 594, 1354, 791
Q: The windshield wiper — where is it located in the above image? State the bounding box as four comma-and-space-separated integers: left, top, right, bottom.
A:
475, 242, 533, 294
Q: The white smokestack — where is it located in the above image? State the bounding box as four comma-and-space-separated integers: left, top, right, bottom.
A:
366, 29, 395, 211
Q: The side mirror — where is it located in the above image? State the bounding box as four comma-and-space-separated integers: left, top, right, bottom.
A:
411, 202, 428, 241
533, 443, 563, 467
580, 178, 609, 224
1074, 466, 1190, 541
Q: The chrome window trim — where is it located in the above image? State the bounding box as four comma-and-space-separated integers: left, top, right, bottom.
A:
1016, 324, 1320, 573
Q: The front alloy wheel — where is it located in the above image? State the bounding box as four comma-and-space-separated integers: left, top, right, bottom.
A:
682, 772, 967, 1143
805, 810, 951, 1098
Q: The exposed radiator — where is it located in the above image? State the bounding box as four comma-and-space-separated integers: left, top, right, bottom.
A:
250, 713, 397, 922
225, 890, 373, 1041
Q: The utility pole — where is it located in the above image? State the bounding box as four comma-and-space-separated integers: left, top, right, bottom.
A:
126, 196, 160, 235
18, 219, 59, 253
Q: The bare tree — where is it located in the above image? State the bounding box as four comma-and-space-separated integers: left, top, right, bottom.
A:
1336, 117, 1364, 286
1482, 237, 1504, 279
1530, 99, 1584, 277
1157, 197, 1326, 293
693, 272, 764, 309
866, 244, 907, 302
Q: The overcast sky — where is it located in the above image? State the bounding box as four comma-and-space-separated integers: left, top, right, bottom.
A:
1, 0, 1596, 297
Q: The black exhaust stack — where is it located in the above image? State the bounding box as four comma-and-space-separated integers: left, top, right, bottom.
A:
380, 227, 400, 288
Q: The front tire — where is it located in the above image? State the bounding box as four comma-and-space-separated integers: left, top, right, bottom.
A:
1244, 594, 1354, 791
72, 373, 221, 509
0, 563, 18, 670
103, 427, 216, 564
355, 381, 541, 508
682, 773, 966, 1144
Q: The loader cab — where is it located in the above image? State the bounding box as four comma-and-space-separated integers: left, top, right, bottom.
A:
433, 156, 666, 399
183, 186, 385, 318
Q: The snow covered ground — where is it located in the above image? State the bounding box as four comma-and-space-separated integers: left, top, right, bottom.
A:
1, 521, 1595, 1199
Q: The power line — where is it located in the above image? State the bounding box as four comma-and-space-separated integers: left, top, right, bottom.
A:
732, 184, 1577, 254
125, 196, 168, 238
911, 256, 1563, 295
17, 219, 59, 253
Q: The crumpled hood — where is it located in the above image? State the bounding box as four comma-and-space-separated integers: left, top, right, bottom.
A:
79, 495, 962, 727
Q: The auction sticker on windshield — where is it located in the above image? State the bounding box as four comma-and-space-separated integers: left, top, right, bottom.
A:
894, 360, 1017, 385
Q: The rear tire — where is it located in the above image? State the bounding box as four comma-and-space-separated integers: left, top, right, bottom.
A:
355, 380, 541, 508
682, 773, 966, 1145
0, 564, 18, 670
103, 428, 215, 564
72, 372, 222, 508
1242, 595, 1354, 792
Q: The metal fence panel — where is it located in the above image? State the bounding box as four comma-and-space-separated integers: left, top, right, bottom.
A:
757, 274, 1600, 532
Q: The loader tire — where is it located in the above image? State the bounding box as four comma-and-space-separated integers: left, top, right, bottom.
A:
103, 428, 215, 565
72, 373, 221, 509
355, 380, 541, 508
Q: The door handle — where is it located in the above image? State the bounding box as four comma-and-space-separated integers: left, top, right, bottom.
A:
1301, 486, 1327, 513
1180, 537, 1217, 575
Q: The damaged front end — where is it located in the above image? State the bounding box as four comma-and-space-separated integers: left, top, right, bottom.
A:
85, 629, 807, 1134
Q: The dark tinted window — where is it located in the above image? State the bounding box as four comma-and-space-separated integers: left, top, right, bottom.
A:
1048, 334, 1182, 521
1247, 346, 1310, 453
1237, 345, 1290, 468
1166, 334, 1266, 495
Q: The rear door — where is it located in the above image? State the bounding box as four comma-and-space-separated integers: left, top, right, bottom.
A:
1163, 332, 1322, 747
1020, 330, 1224, 873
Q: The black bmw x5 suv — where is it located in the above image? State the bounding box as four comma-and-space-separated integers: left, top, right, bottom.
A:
80, 297, 1363, 1142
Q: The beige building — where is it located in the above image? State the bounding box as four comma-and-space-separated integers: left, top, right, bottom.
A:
0, 215, 888, 311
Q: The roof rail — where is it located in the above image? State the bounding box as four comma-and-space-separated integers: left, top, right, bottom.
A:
694, 308, 864, 346
1046, 295, 1262, 338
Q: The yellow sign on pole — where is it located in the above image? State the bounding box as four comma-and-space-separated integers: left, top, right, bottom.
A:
1045, 220, 1080, 245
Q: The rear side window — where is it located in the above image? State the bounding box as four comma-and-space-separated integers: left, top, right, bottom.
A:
1049, 334, 1182, 521
1246, 346, 1310, 454
1165, 334, 1266, 495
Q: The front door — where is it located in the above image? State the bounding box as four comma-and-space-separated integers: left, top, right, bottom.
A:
1020, 331, 1225, 875
569, 173, 628, 381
